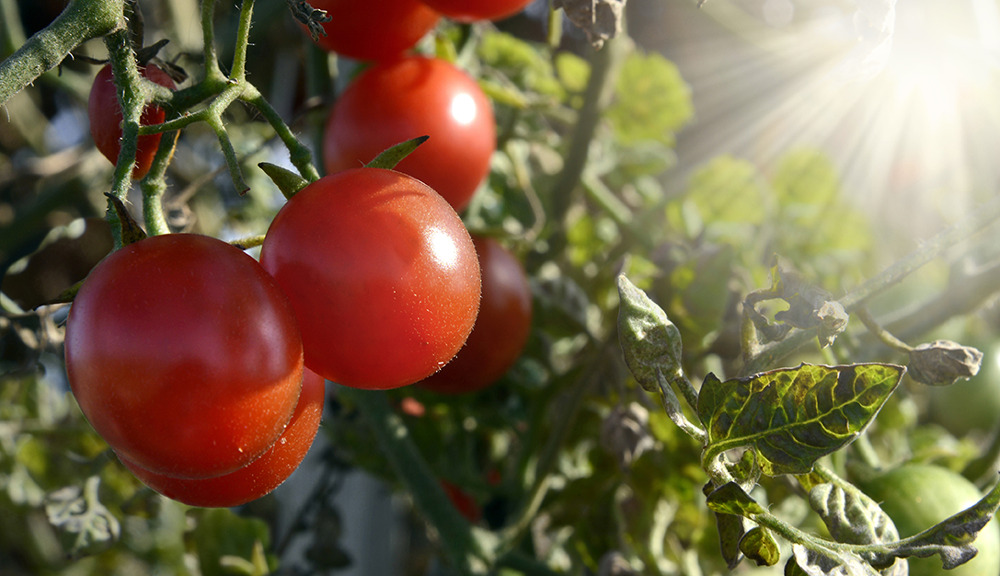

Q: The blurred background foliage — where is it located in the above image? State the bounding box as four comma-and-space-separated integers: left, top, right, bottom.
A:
4, 0, 1000, 575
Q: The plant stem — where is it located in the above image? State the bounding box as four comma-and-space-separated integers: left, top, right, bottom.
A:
140, 130, 180, 235
340, 387, 495, 575
0, 0, 124, 105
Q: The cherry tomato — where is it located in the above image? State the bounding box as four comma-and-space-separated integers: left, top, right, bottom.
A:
859, 464, 1000, 576
259, 168, 481, 390
441, 479, 481, 523
420, 236, 531, 394
419, 0, 534, 22
65, 234, 304, 479
302, 0, 439, 62
323, 56, 496, 212
88, 63, 175, 179
119, 369, 325, 507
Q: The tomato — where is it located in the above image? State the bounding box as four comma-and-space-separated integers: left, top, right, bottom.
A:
88, 63, 175, 179
64, 234, 304, 479
859, 464, 1000, 576
119, 369, 325, 507
418, 0, 534, 22
419, 236, 531, 394
441, 479, 481, 523
302, 0, 439, 62
323, 56, 496, 212
259, 168, 481, 390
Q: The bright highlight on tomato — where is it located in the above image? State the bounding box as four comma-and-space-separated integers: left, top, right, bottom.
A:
64, 234, 304, 479
420, 236, 532, 394
419, 0, 534, 22
260, 168, 481, 390
88, 64, 176, 179
302, 0, 439, 62
119, 369, 325, 507
323, 56, 496, 212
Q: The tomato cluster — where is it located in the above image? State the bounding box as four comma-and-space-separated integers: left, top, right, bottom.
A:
70, 2, 535, 509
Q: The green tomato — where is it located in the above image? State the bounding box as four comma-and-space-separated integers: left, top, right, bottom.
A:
859, 465, 1000, 576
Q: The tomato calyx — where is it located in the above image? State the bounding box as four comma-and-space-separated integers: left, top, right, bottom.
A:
365, 135, 430, 170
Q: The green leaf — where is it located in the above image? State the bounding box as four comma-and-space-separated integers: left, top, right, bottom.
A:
606, 51, 692, 146
698, 363, 905, 476
617, 274, 684, 392
740, 527, 781, 567
678, 156, 767, 242
45, 476, 120, 557
192, 508, 273, 576
705, 482, 766, 517
790, 544, 882, 576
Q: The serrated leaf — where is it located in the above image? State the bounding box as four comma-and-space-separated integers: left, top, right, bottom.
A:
616, 274, 684, 392
741, 527, 781, 567
45, 476, 120, 557
698, 363, 904, 476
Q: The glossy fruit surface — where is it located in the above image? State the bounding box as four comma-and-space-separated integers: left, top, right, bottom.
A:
859, 464, 1000, 576
303, 0, 439, 62
420, 236, 531, 393
323, 56, 495, 212
119, 369, 325, 507
259, 168, 481, 390
88, 64, 176, 179
65, 234, 304, 478
419, 0, 533, 22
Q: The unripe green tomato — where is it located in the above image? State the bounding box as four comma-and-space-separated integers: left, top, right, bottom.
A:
859, 465, 1000, 576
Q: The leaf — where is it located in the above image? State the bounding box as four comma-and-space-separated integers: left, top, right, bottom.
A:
45, 476, 120, 557
740, 527, 781, 567
616, 274, 684, 392
808, 483, 899, 555
868, 476, 1000, 571
790, 544, 882, 576
698, 363, 905, 476
705, 482, 767, 517
606, 50, 693, 146
192, 508, 273, 576
365, 136, 430, 171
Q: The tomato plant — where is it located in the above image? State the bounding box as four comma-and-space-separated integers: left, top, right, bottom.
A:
302, 0, 439, 62
118, 369, 325, 508
323, 56, 496, 212
419, 235, 532, 394
859, 465, 1000, 576
64, 233, 304, 479
259, 167, 481, 390
418, 0, 534, 22
87, 63, 175, 179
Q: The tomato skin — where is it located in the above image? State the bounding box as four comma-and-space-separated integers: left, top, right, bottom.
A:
859, 465, 1000, 576
323, 56, 496, 212
420, 236, 531, 394
259, 168, 481, 390
88, 64, 175, 179
119, 369, 325, 507
303, 0, 439, 62
419, 0, 534, 22
64, 234, 304, 479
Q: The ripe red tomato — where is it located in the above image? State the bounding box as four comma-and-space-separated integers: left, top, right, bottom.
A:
419, 0, 534, 22
302, 0, 439, 62
441, 479, 481, 523
64, 234, 304, 479
420, 236, 531, 394
323, 56, 496, 212
260, 168, 481, 390
88, 63, 175, 179
119, 369, 325, 507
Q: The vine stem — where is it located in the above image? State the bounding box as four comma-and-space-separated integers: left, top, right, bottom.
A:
744, 193, 1000, 375
0, 0, 124, 106
338, 387, 496, 575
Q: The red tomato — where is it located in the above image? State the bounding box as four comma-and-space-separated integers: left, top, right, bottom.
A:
259, 168, 481, 390
323, 56, 496, 212
419, 0, 534, 22
441, 479, 481, 523
303, 0, 439, 62
88, 64, 175, 179
119, 369, 325, 507
64, 234, 304, 479
420, 236, 531, 394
